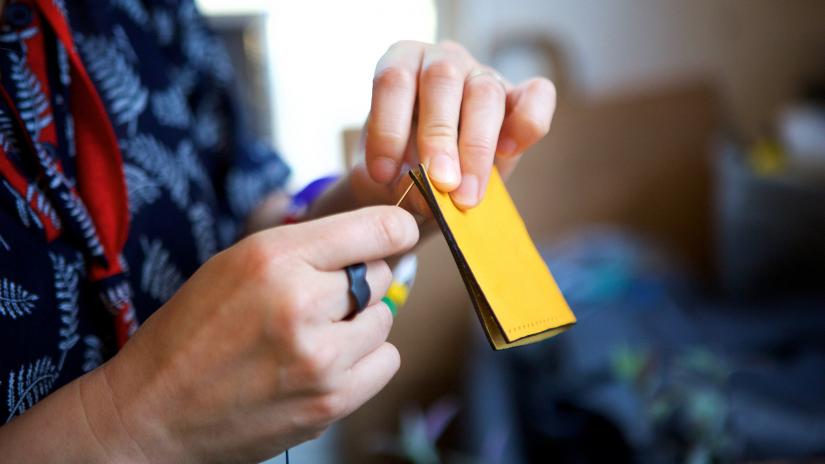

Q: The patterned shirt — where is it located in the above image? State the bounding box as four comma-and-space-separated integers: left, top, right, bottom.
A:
0, 0, 289, 423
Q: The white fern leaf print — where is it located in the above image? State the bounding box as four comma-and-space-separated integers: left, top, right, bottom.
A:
124, 163, 161, 216
226, 170, 264, 218
112, 0, 150, 26
171, 66, 197, 98
0, 108, 19, 155
64, 113, 76, 157
188, 202, 217, 264
0, 233, 9, 252
139, 236, 183, 302
178, 2, 233, 82
6, 357, 58, 422
0, 26, 38, 44
192, 99, 222, 151
177, 140, 215, 201
226, 158, 290, 218
50, 253, 84, 368
0, 279, 38, 319
3, 180, 43, 230
25, 183, 61, 230
34, 142, 71, 191
60, 191, 105, 258
82, 336, 104, 373
123, 134, 189, 209
8, 52, 53, 140
56, 42, 71, 87
111, 25, 139, 63
152, 8, 175, 46
151, 84, 191, 129
77, 29, 148, 136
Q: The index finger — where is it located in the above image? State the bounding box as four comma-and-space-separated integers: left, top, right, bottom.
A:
283, 206, 420, 271
365, 41, 425, 184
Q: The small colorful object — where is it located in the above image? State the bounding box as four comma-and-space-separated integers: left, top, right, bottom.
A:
382, 254, 417, 317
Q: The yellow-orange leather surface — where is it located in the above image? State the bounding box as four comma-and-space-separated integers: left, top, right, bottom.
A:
410, 165, 576, 350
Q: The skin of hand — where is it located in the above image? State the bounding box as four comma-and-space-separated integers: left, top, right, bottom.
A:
251, 40, 555, 231
0, 206, 419, 463
0, 35, 551, 461
353, 40, 556, 213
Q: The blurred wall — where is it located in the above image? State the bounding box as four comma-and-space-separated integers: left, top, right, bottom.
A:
440, 0, 825, 138
342, 3, 825, 461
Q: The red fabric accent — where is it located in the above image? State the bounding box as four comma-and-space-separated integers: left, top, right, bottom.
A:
0, 84, 61, 240
35, 0, 130, 282
22, 10, 58, 146
34, 1, 137, 345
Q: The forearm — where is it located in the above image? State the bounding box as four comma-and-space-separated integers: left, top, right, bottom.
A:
0, 366, 145, 463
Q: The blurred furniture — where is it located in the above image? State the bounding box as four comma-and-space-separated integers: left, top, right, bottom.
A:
206, 14, 276, 143
716, 141, 825, 297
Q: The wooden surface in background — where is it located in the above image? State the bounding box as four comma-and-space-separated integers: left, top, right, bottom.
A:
511, 84, 719, 274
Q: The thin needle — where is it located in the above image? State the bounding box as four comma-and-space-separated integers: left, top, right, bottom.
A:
395, 161, 429, 207
395, 176, 415, 207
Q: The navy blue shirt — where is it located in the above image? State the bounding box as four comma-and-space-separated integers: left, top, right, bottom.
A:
0, 0, 289, 423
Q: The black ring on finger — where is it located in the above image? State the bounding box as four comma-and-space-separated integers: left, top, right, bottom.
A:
345, 263, 371, 316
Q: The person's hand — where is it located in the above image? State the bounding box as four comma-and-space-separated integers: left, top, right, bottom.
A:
80, 206, 418, 463
350, 40, 556, 212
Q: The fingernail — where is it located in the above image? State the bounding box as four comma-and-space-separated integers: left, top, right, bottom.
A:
451, 174, 478, 209
429, 154, 460, 189
497, 137, 518, 157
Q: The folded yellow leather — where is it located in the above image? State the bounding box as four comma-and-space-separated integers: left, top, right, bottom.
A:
410, 164, 576, 350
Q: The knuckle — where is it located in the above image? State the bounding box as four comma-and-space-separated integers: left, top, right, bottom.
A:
467, 74, 506, 100
366, 126, 407, 152
310, 393, 347, 424
438, 39, 466, 53
375, 260, 393, 288
374, 305, 394, 337
527, 114, 551, 138
238, 235, 276, 274
516, 107, 551, 139
373, 208, 417, 251
420, 119, 457, 140
422, 59, 463, 84
301, 344, 338, 385
268, 291, 309, 345
374, 210, 404, 250
272, 311, 300, 345
460, 135, 496, 155
280, 288, 310, 319
387, 39, 421, 53
373, 65, 416, 93
238, 234, 295, 289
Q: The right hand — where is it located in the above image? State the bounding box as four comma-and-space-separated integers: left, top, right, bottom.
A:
82, 206, 419, 463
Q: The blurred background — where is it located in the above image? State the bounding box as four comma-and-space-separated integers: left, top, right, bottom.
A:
196, 0, 825, 462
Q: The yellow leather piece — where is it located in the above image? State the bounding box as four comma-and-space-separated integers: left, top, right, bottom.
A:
410, 165, 576, 349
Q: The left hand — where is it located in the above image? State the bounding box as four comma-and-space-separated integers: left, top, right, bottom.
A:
350, 40, 556, 212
